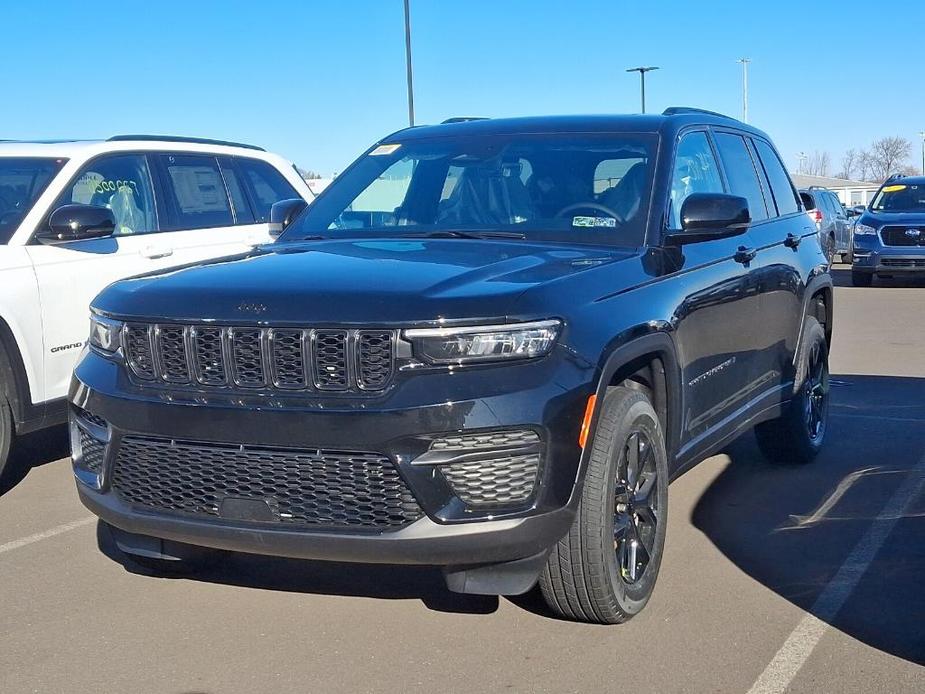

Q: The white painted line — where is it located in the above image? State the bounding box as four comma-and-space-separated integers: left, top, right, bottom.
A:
0, 516, 95, 555
747, 455, 925, 694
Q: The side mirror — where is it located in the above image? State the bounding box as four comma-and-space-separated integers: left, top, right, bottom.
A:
268, 198, 307, 239
36, 204, 116, 244
667, 193, 750, 245
846, 208, 857, 218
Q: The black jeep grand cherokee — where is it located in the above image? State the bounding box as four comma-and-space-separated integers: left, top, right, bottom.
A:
70, 109, 832, 624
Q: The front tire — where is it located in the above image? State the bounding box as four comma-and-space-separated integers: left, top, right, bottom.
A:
755, 317, 829, 464
0, 394, 13, 482
540, 387, 669, 624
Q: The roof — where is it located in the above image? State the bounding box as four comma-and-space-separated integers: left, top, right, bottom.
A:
388, 109, 767, 142
790, 173, 880, 189
0, 135, 264, 158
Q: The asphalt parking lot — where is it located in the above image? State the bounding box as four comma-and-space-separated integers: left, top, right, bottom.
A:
1, 266, 923, 694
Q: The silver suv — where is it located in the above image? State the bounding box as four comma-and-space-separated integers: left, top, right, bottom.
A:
799, 187, 850, 262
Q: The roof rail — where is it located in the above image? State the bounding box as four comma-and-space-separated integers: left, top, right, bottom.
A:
440, 117, 489, 124
662, 106, 736, 120
885, 172, 906, 182
107, 135, 265, 151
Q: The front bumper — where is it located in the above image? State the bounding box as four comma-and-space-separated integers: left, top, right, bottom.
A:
852, 243, 925, 273
69, 345, 592, 568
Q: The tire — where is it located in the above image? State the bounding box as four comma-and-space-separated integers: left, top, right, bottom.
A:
0, 393, 13, 482
98, 520, 222, 576
540, 386, 669, 624
755, 317, 829, 465
851, 270, 873, 287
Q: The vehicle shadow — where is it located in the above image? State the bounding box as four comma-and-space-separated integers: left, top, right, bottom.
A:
95, 520, 501, 616
692, 373, 925, 665
0, 424, 69, 496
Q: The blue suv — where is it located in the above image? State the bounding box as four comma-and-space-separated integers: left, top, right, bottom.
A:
851, 175, 925, 286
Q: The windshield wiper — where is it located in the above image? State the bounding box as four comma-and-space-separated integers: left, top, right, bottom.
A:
398, 230, 526, 240
298, 235, 327, 241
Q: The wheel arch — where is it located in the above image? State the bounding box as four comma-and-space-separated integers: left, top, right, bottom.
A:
591, 330, 682, 462
800, 273, 834, 352
0, 315, 36, 429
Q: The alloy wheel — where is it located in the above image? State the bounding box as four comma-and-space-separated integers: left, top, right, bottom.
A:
614, 430, 659, 584
804, 341, 829, 442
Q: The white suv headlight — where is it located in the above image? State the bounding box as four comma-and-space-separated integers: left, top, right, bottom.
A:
854, 223, 877, 236
89, 313, 123, 353
404, 319, 561, 364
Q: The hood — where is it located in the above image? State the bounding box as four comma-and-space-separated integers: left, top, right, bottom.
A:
861, 211, 925, 227
94, 238, 631, 324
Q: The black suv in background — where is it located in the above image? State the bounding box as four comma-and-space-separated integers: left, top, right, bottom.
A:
851, 175, 925, 286
70, 109, 832, 624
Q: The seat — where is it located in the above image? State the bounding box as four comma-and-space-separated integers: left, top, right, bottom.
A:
600, 162, 647, 222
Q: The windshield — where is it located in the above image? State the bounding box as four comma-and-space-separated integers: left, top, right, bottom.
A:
279, 133, 658, 247
870, 182, 925, 213
0, 157, 67, 243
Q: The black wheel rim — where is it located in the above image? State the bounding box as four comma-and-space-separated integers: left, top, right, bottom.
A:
614, 430, 659, 585
804, 341, 829, 442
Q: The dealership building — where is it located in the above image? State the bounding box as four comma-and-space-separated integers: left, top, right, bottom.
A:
789, 173, 881, 207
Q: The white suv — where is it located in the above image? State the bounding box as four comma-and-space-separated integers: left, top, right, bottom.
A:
0, 136, 313, 476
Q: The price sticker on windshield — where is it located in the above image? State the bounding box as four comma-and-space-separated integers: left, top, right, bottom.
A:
369, 144, 401, 156
572, 215, 617, 228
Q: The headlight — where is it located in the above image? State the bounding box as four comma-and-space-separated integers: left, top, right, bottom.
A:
404, 319, 561, 364
854, 223, 877, 236
89, 313, 123, 353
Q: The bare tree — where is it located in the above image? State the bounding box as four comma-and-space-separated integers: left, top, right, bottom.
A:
856, 150, 873, 182
866, 136, 912, 181
838, 148, 858, 180
805, 150, 831, 177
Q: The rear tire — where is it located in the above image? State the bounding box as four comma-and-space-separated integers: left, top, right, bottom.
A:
755, 317, 829, 465
540, 386, 668, 624
851, 270, 873, 287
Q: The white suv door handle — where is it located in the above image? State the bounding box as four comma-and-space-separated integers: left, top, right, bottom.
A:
140, 246, 174, 259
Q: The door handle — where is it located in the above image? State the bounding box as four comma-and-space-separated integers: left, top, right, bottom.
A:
140, 246, 174, 259
784, 233, 802, 249
734, 246, 757, 265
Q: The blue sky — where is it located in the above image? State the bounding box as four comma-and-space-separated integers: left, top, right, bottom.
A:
4, 1, 924, 175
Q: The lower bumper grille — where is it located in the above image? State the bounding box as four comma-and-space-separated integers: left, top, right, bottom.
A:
77, 428, 106, 474
426, 430, 543, 507
111, 437, 423, 530
880, 258, 925, 269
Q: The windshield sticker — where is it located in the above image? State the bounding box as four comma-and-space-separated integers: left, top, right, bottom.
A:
370, 144, 401, 156
572, 215, 617, 228
882, 184, 907, 193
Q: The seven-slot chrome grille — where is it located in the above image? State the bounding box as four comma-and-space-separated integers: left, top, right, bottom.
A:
123, 324, 396, 393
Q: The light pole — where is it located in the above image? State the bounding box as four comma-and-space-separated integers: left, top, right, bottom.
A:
797, 151, 807, 174
403, 0, 415, 127
737, 58, 751, 123
626, 66, 659, 114
919, 131, 925, 175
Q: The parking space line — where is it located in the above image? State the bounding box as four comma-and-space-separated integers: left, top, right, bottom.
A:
0, 517, 95, 555
746, 454, 925, 694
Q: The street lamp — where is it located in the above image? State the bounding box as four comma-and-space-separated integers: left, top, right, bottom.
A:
626, 66, 659, 114
919, 131, 925, 176
737, 58, 751, 123
403, 0, 415, 126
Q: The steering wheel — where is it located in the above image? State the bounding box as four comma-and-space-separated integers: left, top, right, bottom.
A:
554, 201, 623, 224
